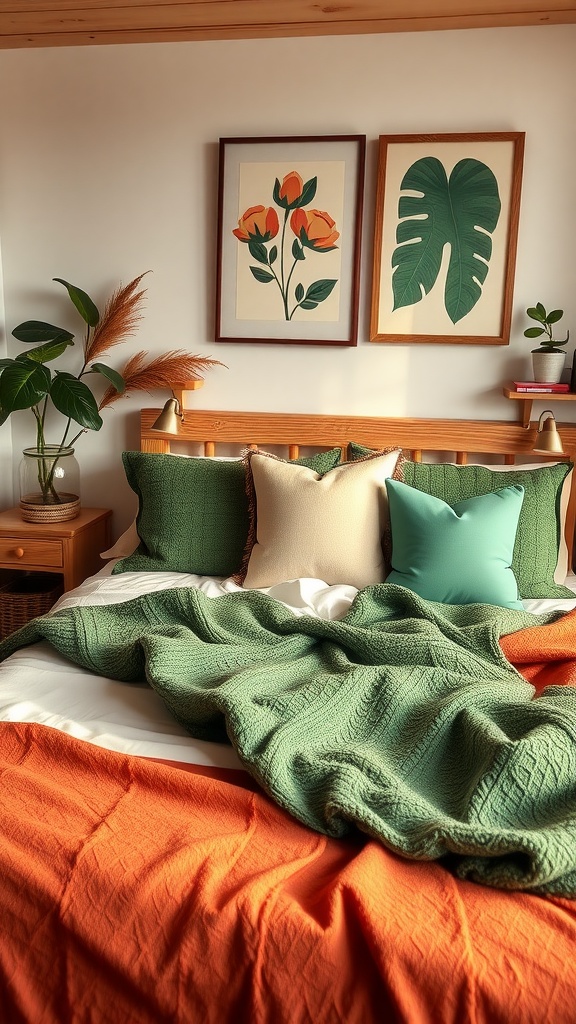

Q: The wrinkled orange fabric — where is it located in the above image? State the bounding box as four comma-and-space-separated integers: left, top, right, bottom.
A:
1, 720, 575, 1024
501, 606, 576, 692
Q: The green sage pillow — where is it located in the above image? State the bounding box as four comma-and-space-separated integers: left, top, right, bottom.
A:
386, 479, 524, 609
349, 443, 573, 599
113, 448, 343, 578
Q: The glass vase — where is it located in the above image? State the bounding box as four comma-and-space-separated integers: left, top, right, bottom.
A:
19, 446, 81, 523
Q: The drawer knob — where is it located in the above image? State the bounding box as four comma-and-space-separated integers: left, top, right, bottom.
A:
14, 547, 24, 559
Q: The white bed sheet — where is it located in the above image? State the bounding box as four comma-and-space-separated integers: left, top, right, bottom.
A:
1, 566, 575, 770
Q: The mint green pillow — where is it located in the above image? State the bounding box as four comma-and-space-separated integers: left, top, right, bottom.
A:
349, 443, 573, 599
386, 479, 524, 609
113, 448, 343, 578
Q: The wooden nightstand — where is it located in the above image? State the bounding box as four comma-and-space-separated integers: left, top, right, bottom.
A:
0, 507, 112, 593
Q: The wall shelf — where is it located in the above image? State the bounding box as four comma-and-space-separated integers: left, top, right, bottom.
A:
503, 382, 576, 427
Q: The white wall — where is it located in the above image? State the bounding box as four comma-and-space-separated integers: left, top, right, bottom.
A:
0, 26, 575, 535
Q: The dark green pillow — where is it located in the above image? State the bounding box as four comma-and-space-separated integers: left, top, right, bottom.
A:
349, 442, 572, 599
386, 479, 524, 609
113, 448, 343, 578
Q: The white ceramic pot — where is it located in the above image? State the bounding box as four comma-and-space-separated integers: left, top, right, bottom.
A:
531, 350, 566, 384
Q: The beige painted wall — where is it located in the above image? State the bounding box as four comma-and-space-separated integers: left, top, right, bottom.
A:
0, 25, 575, 536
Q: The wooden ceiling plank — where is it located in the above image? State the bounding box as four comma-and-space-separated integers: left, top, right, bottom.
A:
0, 1, 575, 48
1, 0, 575, 12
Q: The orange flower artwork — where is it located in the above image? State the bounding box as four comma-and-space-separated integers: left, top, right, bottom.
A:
233, 171, 340, 321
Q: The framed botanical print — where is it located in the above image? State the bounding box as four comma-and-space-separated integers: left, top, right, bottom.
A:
370, 132, 525, 345
216, 135, 366, 346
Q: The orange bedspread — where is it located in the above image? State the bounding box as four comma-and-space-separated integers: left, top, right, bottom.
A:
501, 605, 576, 692
1, 716, 576, 1024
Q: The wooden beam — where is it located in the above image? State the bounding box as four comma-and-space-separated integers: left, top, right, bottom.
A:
1, 0, 575, 48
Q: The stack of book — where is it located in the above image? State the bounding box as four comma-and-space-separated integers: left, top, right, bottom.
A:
513, 381, 571, 393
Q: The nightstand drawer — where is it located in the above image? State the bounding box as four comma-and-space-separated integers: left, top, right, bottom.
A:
0, 538, 64, 568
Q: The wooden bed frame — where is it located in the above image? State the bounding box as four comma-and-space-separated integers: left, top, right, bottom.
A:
141, 406, 576, 570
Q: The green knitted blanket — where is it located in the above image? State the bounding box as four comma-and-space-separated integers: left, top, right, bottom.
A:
2, 583, 576, 896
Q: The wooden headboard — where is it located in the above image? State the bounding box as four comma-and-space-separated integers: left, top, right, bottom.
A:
140, 408, 576, 569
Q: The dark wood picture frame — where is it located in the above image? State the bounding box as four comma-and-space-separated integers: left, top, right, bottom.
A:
216, 135, 366, 347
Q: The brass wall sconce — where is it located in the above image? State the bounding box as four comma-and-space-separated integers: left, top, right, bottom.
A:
150, 395, 184, 435
532, 410, 566, 456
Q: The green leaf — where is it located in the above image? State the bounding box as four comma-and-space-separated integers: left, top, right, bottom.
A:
90, 363, 125, 393
0, 360, 51, 412
53, 278, 100, 327
12, 321, 74, 345
50, 372, 103, 431
392, 156, 502, 324
295, 283, 305, 303
300, 300, 319, 310
249, 267, 275, 284
524, 327, 545, 338
527, 306, 547, 323
269, 245, 277, 266
0, 359, 13, 372
547, 308, 564, 324
292, 239, 305, 261
304, 279, 337, 304
16, 339, 73, 364
540, 336, 569, 348
248, 240, 269, 264
297, 177, 317, 208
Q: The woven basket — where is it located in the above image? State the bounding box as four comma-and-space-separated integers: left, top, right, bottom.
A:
0, 572, 64, 639
19, 495, 81, 523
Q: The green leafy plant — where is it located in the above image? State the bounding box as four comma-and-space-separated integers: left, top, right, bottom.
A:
391, 156, 502, 324
0, 274, 220, 503
523, 303, 570, 352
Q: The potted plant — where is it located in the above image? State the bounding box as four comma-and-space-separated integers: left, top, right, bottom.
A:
0, 274, 221, 522
524, 302, 570, 383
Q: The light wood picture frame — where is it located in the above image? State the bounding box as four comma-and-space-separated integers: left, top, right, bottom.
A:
216, 135, 366, 347
370, 131, 525, 345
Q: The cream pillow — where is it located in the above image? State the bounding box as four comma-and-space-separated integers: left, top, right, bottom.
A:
101, 520, 140, 560
239, 448, 401, 590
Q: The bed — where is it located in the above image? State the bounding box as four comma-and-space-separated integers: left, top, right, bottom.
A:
2, 406, 576, 1024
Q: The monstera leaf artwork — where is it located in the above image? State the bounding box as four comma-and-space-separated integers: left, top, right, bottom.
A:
391, 156, 502, 324
369, 132, 525, 345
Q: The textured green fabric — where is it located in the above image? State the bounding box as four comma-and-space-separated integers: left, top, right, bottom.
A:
113, 449, 343, 578
349, 443, 573, 599
386, 479, 524, 608
3, 585, 576, 896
